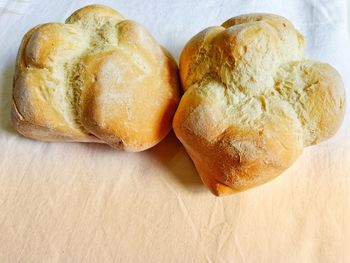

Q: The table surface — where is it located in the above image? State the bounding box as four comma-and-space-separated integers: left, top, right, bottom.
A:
348, 0, 350, 30
0, 1, 350, 262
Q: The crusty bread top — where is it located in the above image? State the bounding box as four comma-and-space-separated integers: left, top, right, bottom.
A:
174, 14, 345, 195
12, 4, 179, 151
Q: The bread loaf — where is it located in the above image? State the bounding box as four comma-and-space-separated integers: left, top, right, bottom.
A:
173, 14, 345, 195
12, 4, 180, 151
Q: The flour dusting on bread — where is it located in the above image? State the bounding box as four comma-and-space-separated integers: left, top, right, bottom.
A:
173, 14, 345, 195
12, 4, 180, 151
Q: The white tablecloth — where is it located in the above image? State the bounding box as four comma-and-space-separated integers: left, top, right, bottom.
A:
0, 0, 349, 262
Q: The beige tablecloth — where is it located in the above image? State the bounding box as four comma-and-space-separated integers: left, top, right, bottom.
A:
0, 0, 349, 262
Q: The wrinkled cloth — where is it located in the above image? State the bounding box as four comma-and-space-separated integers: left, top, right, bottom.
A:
0, 0, 349, 262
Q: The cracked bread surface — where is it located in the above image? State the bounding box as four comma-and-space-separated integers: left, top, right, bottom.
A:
173, 14, 345, 195
12, 4, 180, 151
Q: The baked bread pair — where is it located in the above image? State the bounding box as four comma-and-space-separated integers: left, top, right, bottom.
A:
13, 5, 345, 195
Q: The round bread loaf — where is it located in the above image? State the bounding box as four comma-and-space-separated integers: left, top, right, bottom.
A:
173, 14, 345, 195
12, 4, 180, 151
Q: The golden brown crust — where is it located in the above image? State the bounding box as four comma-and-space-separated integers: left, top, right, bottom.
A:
12, 4, 180, 151
173, 13, 345, 195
